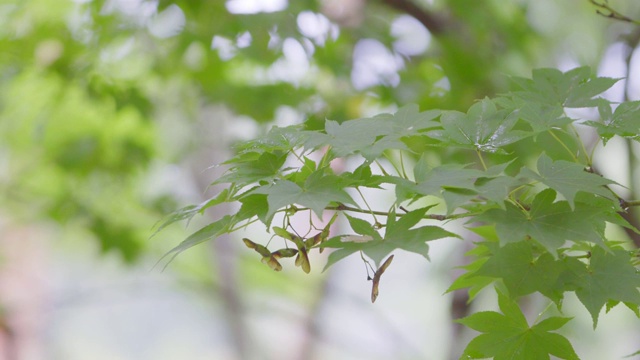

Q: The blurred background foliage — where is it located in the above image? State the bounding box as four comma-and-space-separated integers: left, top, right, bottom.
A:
1, 0, 640, 359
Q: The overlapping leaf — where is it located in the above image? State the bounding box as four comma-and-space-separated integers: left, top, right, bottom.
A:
565, 246, 640, 327
214, 151, 288, 184
159, 215, 235, 267
496, 96, 572, 132
510, 66, 618, 108
392, 155, 484, 202
475, 189, 607, 255
586, 100, 640, 144
304, 104, 440, 161
428, 98, 529, 153
474, 241, 566, 300
520, 153, 616, 208
234, 124, 308, 154
249, 170, 356, 221
369, 104, 441, 139
152, 188, 233, 236
321, 207, 457, 268
458, 290, 578, 360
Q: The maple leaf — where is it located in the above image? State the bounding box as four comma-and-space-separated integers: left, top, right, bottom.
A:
159, 215, 235, 267
475, 189, 607, 255
249, 171, 356, 221
586, 100, 640, 144
475, 241, 565, 300
368, 104, 441, 144
214, 151, 288, 184
496, 96, 572, 133
567, 246, 640, 328
428, 98, 529, 153
510, 66, 618, 108
458, 290, 579, 360
392, 155, 484, 203
520, 153, 616, 209
234, 124, 308, 154
304, 105, 440, 161
152, 188, 233, 236
321, 208, 457, 269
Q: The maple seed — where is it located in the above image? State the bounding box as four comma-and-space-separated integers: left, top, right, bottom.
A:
244, 238, 284, 271
243, 238, 271, 257
295, 247, 311, 273
271, 248, 298, 259
371, 255, 394, 303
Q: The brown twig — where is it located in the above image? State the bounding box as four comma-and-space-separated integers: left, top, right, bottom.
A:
378, 0, 452, 34
589, 0, 640, 25
324, 204, 465, 221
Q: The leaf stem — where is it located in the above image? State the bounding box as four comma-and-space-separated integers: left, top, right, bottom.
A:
534, 301, 555, 324
570, 124, 592, 165
374, 160, 392, 176
356, 187, 378, 223
318, 146, 333, 169
383, 152, 406, 178
399, 151, 409, 179
476, 150, 488, 171
547, 129, 579, 162
507, 198, 530, 215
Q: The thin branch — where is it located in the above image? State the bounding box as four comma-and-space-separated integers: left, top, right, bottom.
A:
624, 200, 640, 207
324, 203, 465, 221
589, 0, 640, 25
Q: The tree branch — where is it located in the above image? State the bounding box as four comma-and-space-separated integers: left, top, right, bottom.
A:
378, 0, 451, 34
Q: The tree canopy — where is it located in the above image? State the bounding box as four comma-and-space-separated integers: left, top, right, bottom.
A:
3, 0, 640, 358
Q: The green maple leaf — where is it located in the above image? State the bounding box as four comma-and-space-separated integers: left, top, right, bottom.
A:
340, 163, 385, 188
447, 244, 494, 301
302, 118, 381, 159
569, 246, 640, 327
236, 193, 269, 225
475, 241, 565, 300
474, 189, 607, 255
474, 175, 520, 208
428, 98, 529, 153
159, 215, 235, 267
214, 151, 287, 185
305, 105, 440, 161
321, 207, 458, 269
152, 188, 233, 236
511, 66, 618, 108
369, 104, 441, 142
520, 153, 616, 209
458, 290, 579, 360
444, 162, 521, 211
496, 96, 572, 133
392, 155, 484, 203
234, 124, 308, 154
585, 100, 640, 144
249, 170, 356, 221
